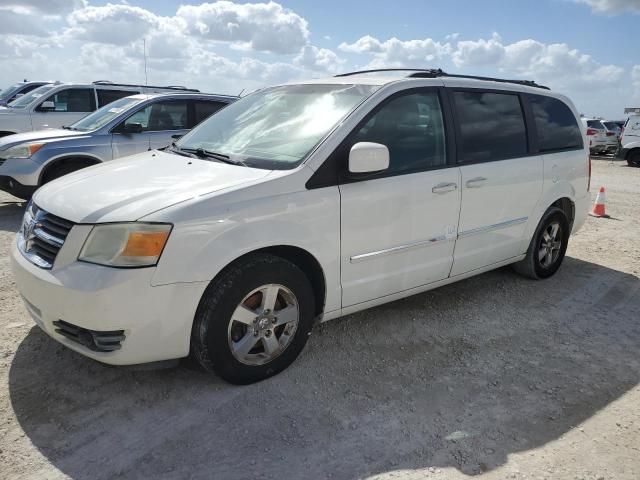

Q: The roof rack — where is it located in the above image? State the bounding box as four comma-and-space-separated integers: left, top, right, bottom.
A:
334, 68, 550, 90
92, 80, 200, 92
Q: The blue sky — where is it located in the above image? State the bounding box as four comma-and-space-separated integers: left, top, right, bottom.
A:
1, 0, 639, 118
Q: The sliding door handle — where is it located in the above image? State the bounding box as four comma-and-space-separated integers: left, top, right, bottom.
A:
432, 182, 458, 194
465, 177, 487, 188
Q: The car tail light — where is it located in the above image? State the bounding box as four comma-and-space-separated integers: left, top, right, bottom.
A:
606, 131, 615, 136
587, 155, 591, 192
586, 128, 598, 135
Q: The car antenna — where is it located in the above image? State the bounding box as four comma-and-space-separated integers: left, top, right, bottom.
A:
143, 38, 148, 87
238, 88, 245, 97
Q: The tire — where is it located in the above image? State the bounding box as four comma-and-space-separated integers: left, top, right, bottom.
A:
628, 150, 640, 168
512, 207, 570, 280
190, 254, 315, 384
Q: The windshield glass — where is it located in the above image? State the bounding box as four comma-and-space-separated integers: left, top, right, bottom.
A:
8, 85, 56, 108
0, 84, 21, 100
70, 96, 142, 131
175, 84, 378, 169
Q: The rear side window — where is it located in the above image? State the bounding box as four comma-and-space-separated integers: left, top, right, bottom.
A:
97, 89, 138, 107
453, 91, 527, 163
349, 91, 446, 173
38, 88, 97, 113
530, 95, 583, 152
193, 101, 227, 126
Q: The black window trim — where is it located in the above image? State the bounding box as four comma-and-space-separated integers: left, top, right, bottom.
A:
306, 86, 454, 189
524, 93, 584, 154
450, 87, 533, 165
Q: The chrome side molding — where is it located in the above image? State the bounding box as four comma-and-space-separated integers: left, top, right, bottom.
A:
457, 216, 528, 238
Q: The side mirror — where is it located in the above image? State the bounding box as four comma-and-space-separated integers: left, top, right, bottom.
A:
348, 142, 389, 174
171, 134, 183, 140
40, 100, 55, 111
122, 122, 144, 134
14, 93, 24, 99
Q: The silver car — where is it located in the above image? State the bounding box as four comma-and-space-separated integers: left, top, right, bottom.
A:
0, 92, 236, 199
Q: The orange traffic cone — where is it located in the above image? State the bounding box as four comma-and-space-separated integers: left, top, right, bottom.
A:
589, 186, 608, 217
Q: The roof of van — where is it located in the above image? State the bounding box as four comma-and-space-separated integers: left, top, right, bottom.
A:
291, 69, 555, 95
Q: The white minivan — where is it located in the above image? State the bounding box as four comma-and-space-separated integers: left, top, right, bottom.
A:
616, 114, 640, 167
10, 70, 590, 384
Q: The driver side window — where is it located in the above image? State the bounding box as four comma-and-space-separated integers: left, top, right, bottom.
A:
37, 88, 96, 113
350, 91, 446, 174
121, 100, 188, 132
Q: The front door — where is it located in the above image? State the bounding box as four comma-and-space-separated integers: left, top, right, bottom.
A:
449, 89, 543, 276
339, 89, 461, 307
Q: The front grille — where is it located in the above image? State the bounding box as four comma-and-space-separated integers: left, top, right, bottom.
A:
18, 203, 75, 269
53, 320, 126, 352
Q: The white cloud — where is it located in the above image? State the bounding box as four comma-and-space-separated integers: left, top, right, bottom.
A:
575, 0, 640, 14
452, 33, 505, 68
66, 4, 162, 45
176, 1, 309, 54
294, 45, 344, 73
339, 35, 450, 68
0, 0, 85, 15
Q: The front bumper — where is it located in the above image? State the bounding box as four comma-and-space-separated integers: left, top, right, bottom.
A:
0, 175, 37, 199
10, 240, 208, 365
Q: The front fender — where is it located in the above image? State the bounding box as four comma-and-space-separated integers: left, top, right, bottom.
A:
149, 185, 342, 314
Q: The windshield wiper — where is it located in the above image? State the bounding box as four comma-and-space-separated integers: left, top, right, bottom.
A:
186, 147, 248, 167
61, 125, 78, 131
166, 143, 198, 158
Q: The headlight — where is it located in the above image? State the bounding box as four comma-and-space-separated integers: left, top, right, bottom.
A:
2, 142, 44, 159
79, 223, 172, 267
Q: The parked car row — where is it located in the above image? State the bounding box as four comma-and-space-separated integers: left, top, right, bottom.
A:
0, 80, 202, 136
9, 69, 591, 384
0, 92, 236, 198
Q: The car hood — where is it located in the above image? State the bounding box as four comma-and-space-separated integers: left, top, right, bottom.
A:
0, 128, 88, 148
33, 150, 274, 223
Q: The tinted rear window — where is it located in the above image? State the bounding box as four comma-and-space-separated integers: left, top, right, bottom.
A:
530, 95, 583, 152
454, 91, 527, 163
587, 120, 605, 129
97, 89, 139, 107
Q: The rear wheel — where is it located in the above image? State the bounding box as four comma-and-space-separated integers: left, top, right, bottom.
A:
513, 207, 570, 280
627, 150, 640, 168
190, 254, 315, 384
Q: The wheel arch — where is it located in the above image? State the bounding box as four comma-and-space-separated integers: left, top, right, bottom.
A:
39, 154, 103, 184
209, 245, 327, 319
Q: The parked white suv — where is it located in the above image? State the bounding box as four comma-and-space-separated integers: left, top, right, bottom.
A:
581, 118, 609, 155
10, 69, 590, 384
616, 114, 640, 167
0, 81, 200, 137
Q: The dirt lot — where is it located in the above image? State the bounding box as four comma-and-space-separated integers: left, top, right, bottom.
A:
0, 159, 639, 480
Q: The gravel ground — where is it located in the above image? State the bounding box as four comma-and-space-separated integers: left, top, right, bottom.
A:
1, 159, 639, 480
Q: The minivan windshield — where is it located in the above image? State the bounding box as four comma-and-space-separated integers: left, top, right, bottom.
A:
69, 96, 143, 131
8, 85, 56, 109
174, 84, 378, 169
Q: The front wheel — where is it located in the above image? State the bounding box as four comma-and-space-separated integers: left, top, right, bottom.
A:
513, 207, 570, 279
627, 150, 640, 168
190, 254, 315, 384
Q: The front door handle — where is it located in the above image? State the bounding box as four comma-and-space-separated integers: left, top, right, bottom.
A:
432, 182, 458, 194
466, 177, 487, 188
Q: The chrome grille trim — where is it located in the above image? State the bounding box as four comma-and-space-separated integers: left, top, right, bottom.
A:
17, 203, 75, 269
